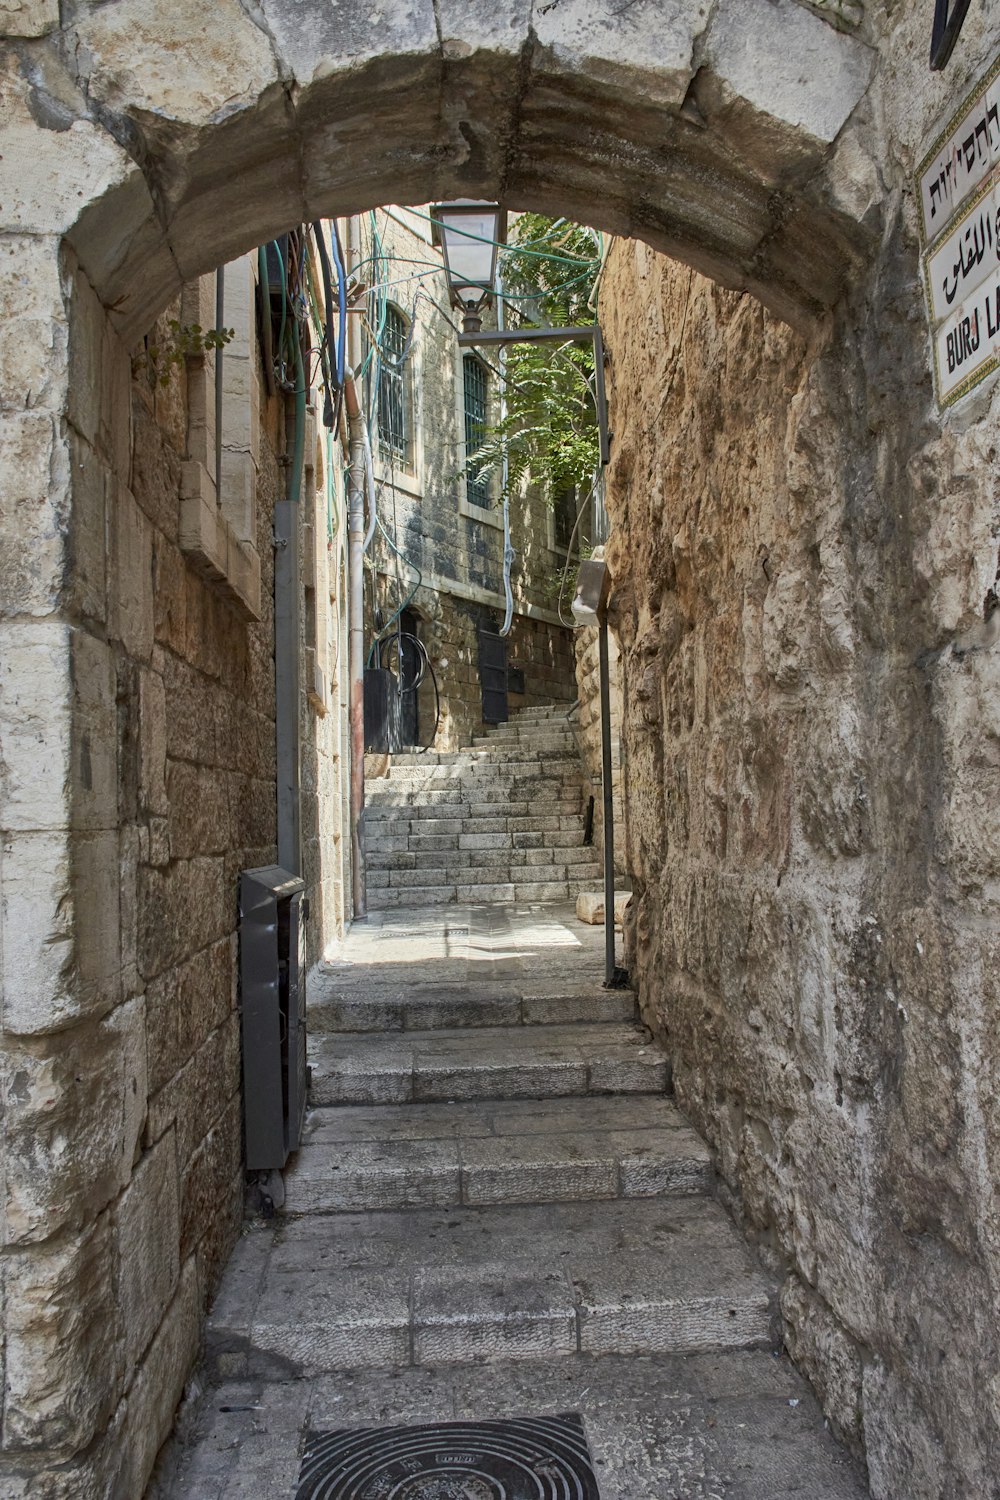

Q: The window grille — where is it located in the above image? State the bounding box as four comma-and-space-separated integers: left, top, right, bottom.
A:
463, 355, 490, 506
377, 306, 409, 465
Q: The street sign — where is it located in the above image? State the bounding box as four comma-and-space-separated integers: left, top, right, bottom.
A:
917, 53, 1000, 407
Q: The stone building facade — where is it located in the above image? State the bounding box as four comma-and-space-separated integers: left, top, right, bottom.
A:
353, 207, 581, 754
2, 1, 1000, 1497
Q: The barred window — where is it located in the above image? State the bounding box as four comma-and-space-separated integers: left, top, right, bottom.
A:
377, 305, 410, 466
463, 354, 490, 506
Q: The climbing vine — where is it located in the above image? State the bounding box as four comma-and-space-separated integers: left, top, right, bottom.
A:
146, 320, 235, 387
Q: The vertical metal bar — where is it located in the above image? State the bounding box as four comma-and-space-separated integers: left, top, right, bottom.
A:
345, 373, 367, 920
599, 614, 616, 987
215, 265, 225, 498
592, 323, 610, 467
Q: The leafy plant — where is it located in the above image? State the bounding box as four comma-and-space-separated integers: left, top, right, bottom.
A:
471, 214, 602, 502
146, 320, 235, 387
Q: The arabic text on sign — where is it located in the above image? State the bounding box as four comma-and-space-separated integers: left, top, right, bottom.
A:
925, 173, 1000, 322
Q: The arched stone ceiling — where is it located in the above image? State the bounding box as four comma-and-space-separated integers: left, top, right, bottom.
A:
1, 0, 877, 338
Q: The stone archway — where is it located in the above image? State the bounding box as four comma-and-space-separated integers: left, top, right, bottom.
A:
7, 0, 875, 341
1, 3, 883, 1496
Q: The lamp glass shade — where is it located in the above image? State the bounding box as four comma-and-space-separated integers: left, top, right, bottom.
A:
432, 202, 501, 310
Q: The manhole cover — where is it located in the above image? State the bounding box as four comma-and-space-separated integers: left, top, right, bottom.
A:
295, 1413, 600, 1498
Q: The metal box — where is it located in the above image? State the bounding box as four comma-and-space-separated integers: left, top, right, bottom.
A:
239, 866, 308, 1171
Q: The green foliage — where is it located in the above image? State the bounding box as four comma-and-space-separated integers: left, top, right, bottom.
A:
146, 320, 235, 387
471, 215, 602, 502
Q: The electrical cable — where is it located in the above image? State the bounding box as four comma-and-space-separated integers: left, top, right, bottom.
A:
257, 244, 276, 398
555, 477, 600, 628
330, 221, 348, 389
378, 630, 441, 750
310, 221, 337, 429
380, 205, 601, 267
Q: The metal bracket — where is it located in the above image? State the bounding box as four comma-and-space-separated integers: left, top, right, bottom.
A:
457, 324, 610, 466
930, 0, 973, 70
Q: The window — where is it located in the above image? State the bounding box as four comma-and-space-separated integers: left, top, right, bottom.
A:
377, 305, 410, 466
463, 354, 490, 506
553, 482, 580, 551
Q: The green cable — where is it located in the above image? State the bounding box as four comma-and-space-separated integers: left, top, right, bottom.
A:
287, 319, 306, 503
400, 205, 600, 266
366, 513, 422, 665
271, 238, 289, 384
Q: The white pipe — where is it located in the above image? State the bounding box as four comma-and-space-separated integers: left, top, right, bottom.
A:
344, 366, 367, 919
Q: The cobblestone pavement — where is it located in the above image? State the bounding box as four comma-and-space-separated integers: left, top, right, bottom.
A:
149, 903, 869, 1499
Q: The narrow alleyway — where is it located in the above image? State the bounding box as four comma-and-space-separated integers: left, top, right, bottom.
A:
151, 904, 867, 1499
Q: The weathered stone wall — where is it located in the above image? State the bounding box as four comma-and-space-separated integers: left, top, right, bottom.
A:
0, 244, 354, 1494
0, 259, 281, 1496
601, 12, 1000, 1493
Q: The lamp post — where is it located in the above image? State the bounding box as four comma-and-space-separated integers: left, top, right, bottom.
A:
430, 201, 505, 333
433, 201, 623, 986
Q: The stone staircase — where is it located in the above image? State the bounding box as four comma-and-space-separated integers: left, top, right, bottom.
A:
207, 911, 776, 1379
364, 705, 602, 909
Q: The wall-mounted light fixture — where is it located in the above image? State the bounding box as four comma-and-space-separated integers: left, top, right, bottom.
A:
431, 201, 505, 333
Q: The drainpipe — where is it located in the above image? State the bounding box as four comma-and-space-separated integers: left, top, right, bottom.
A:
275, 316, 305, 876
344, 368, 367, 919
598, 615, 616, 987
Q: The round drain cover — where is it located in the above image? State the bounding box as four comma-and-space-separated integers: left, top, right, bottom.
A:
296, 1414, 601, 1499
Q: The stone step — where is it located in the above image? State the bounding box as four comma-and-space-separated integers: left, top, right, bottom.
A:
369, 869, 602, 890
367, 845, 600, 868
366, 788, 584, 813
308, 1021, 667, 1106
366, 877, 602, 909
284, 1095, 711, 1214
366, 806, 584, 830
366, 865, 604, 888
205, 1196, 774, 1376
307, 979, 637, 1033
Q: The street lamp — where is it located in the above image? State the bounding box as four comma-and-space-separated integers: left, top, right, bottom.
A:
431, 201, 504, 333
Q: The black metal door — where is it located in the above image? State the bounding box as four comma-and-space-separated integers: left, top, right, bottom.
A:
398, 609, 420, 746
478, 626, 508, 724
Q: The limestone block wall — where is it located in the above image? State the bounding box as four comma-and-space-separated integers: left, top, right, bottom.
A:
0, 244, 350, 1494
600, 11, 1000, 1489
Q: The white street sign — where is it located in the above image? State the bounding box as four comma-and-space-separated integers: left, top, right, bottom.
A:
925, 173, 1000, 324
917, 53, 1000, 408
918, 62, 1000, 243
932, 263, 1000, 407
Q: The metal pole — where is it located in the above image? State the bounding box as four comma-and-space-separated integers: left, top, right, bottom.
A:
215, 265, 225, 496
598, 614, 616, 987
345, 371, 367, 919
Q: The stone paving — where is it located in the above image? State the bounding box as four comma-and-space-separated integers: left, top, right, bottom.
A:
149, 904, 869, 1499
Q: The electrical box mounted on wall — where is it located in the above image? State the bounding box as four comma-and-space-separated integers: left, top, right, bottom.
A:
239, 866, 308, 1171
